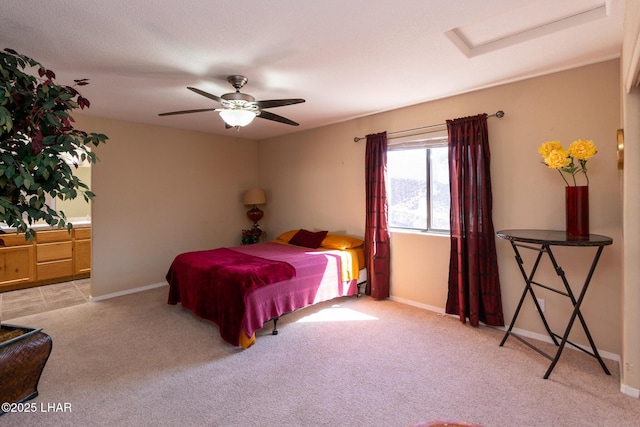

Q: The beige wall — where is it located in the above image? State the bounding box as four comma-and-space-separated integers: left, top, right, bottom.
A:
259, 60, 623, 356
74, 116, 258, 298
256, 120, 367, 237
621, 0, 640, 395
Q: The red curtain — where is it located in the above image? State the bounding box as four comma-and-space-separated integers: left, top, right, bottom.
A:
365, 132, 391, 299
446, 114, 504, 327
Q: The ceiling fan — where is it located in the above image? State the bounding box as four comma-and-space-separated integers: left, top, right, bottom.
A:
159, 75, 305, 128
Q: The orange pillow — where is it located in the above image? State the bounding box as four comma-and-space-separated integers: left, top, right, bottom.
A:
320, 234, 364, 250
275, 230, 299, 243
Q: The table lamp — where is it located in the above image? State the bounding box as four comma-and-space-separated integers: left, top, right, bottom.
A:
243, 189, 266, 231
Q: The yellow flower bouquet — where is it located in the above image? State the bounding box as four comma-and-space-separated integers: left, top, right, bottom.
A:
537, 139, 597, 186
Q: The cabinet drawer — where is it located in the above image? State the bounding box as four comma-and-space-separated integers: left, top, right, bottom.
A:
0, 233, 34, 247
73, 227, 91, 239
37, 242, 73, 262
37, 259, 73, 280
35, 229, 72, 244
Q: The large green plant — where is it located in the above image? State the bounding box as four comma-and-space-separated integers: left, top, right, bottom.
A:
0, 48, 108, 241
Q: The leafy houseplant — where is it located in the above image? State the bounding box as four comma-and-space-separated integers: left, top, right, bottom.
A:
0, 48, 108, 411
0, 48, 108, 242
1, 47, 107, 326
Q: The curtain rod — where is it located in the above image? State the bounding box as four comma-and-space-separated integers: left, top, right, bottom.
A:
353, 110, 505, 142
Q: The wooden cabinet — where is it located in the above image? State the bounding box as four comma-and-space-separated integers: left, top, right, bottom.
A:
73, 227, 91, 275
0, 234, 35, 288
36, 230, 73, 281
0, 226, 91, 291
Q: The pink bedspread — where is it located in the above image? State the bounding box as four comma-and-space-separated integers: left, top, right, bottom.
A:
166, 242, 358, 347
166, 247, 296, 346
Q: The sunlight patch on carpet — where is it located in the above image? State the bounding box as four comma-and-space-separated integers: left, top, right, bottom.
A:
296, 304, 378, 323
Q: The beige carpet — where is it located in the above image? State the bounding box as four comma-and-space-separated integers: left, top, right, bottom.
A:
1, 285, 638, 427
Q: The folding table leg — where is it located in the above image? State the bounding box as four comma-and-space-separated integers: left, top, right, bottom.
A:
543, 246, 611, 378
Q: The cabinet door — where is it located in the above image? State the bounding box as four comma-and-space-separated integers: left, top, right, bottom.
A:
0, 245, 35, 286
74, 239, 91, 275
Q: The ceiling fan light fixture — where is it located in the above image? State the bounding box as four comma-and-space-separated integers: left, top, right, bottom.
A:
219, 109, 257, 127
160, 76, 304, 128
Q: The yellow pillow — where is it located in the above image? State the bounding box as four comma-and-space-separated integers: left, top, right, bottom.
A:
320, 234, 364, 250
274, 229, 299, 243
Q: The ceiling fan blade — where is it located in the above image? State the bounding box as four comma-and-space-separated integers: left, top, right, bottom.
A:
187, 87, 223, 103
256, 110, 299, 126
254, 99, 305, 109
158, 108, 217, 116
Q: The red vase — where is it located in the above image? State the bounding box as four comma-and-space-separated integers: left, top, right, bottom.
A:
566, 186, 589, 237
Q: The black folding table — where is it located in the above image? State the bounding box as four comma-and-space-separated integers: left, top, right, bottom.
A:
496, 229, 612, 379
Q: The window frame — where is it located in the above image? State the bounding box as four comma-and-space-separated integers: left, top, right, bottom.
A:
386, 130, 450, 235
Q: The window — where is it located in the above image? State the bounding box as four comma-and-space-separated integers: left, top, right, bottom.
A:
387, 132, 450, 233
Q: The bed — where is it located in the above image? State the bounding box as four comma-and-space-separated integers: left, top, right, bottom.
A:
166, 229, 366, 349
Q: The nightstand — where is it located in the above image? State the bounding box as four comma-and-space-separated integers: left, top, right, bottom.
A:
242, 229, 264, 245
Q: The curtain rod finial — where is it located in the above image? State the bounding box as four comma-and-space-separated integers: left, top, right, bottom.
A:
496, 110, 505, 118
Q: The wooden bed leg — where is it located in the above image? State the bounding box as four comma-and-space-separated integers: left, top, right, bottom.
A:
272, 317, 279, 335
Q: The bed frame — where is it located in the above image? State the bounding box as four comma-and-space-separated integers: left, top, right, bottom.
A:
166, 241, 365, 348
268, 269, 367, 335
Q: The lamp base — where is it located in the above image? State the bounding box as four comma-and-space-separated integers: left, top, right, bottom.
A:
247, 206, 263, 231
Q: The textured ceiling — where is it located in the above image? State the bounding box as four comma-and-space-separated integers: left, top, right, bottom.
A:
0, 0, 625, 140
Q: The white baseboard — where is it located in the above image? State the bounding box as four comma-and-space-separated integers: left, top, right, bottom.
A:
505, 326, 620, 362
88, 282, 168, 302
390, 295, 446, 315
389, 295, 620, 362
620, 383, 640, 398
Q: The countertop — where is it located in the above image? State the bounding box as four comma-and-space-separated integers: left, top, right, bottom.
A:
0, 217, 91, 234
